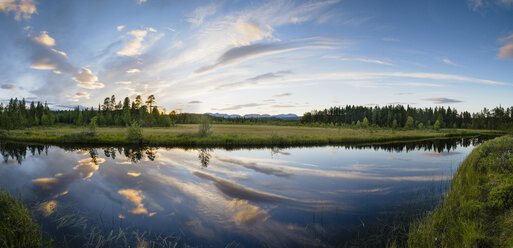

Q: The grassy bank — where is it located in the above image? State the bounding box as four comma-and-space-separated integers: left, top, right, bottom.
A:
0, 189, 44, 247
408, 135, 513, 247
0, 124, 503, 147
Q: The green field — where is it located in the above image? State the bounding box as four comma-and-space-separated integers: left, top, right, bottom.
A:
408, 135, 513, 247
0, 124, 503, 147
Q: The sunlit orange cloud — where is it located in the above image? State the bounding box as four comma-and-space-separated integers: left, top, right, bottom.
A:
118, 189, 151, 215
73, 157, 106, 179
228, 199, 270, 226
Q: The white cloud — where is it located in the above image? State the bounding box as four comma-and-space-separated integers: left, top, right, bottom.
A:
126, 68, 141, 73
136, 0, 147, 5
185, 3, 216, 25
340, 57, 393, 66
233, 18, 274, 46
52, 70, 61, 74
72, 67, 105, 89
117, 28, 161, 56
0, 0, 37, 21
51, 48, 67, 57
117, 29, 148, 56
33, 31, 55, 47
115, 81, 132, 85
117, 25, 125, 31
442, 58, 456, 66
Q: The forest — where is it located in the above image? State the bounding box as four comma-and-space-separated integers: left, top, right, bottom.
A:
301, 105, 513, 130
1, 96, 513, 131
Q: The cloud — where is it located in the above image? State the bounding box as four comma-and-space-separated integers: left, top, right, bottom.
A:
185, 3, 216, 25
271, 104, 295, 108
195, 39, 335, 73
468, 0, 513, 10
1, 84, 16, 90
118, 189, 149, 215
233, 18, 273, 46
188, 100, 202, 104
212, 103, 263, 111
498, 33, 513, 59
216, 71, 292, 90
117, 29, 152, 56
228, 199, 270, 226
117, 25, 125, 31
272, 93, 291, 98
422, 98, 463, 104
72, 67, 105, 89
136, 0, 147, 5
0, 0, 37, 21
115, 81, 132, 85
74, 92, 90, 99
340, 57, 393, 66
442, 58, 456, 66
27, 33, 73, 72
126, 68, 141, 73
33, 31, 55, 47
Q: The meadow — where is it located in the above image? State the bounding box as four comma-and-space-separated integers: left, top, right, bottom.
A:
0, 124, 502, 147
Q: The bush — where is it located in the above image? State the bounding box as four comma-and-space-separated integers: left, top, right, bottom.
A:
488, 181, 513, 210
198, 117, 211, 137
0, 189, 43, 248
89, 116, 98, 134
126, 121, 143, 144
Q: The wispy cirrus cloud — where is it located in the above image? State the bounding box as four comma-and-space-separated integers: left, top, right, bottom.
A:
422, 98, 463, 104
1, 84, 16, 90
185, 3, 217, 25
212, 103, 263, 111
196, 38, 336, 74
117, 28, 159, 56
272, 93, 291, 98
498, 33, 513, 59
216, 71, 291, 91
442, 58, 457, 66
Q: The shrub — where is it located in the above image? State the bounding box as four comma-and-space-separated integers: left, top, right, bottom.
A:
126, 121, 143, 144
198, 117, 211, 137
488, 181, 513, 210
89, 116, 98, 134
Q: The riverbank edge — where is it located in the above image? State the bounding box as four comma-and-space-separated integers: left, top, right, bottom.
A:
0, 126, 505, 148
408, 135, 513, 247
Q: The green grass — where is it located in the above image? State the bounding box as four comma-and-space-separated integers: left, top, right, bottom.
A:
0, 189, 44, 248
0, 124, 503, 147
408, 135, 513, 247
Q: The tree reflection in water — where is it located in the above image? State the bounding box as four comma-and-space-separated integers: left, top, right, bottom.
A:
0, 135, 498, 164
198, 148, 212, 168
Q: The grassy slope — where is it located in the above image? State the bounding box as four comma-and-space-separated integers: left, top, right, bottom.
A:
0, 190, 43, 248
408, 135, 513, 247
0, 124, 501, 147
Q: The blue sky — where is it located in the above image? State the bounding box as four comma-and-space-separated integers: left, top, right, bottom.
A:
0, 0, 512, 115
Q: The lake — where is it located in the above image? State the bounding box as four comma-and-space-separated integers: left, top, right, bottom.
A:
0, 136, 493, 247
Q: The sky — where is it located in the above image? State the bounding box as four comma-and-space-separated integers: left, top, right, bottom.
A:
0, 0, 512, 115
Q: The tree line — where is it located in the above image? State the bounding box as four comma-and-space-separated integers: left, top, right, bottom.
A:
301, 105, 513, 130
0, 95, 172, 130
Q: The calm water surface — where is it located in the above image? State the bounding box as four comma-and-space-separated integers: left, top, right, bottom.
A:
0, 137, 492, 247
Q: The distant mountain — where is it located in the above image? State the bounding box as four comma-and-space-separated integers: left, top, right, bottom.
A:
206, 113, 299, 120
